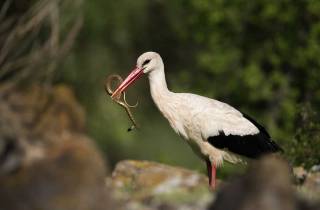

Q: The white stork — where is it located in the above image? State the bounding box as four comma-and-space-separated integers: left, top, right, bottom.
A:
111, 52, 283, 189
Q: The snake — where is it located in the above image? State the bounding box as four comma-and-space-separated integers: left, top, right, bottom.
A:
104, 74, 139, 132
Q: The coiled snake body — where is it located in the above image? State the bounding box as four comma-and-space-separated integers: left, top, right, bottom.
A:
104, 74, 139, 131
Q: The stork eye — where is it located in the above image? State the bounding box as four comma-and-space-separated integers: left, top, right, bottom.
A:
142, 59, 151, 66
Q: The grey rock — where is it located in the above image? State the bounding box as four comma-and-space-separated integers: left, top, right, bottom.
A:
310, 165, 320, 173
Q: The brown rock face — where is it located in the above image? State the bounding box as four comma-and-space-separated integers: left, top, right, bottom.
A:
3, 84, 86, 135
0, 85, 114, 210
0, 135, 110, 210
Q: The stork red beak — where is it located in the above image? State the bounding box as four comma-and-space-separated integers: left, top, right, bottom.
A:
111, 67, 144, 98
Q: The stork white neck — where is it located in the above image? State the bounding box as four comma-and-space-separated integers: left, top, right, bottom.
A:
148, 65, 170, 94
147, 63, 178, 123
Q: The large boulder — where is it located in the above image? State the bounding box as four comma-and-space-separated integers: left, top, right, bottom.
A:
0, 134, 112, 210
0, 85, 115, 210
109, 160, 214, 210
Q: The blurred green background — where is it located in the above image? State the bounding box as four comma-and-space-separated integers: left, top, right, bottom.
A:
58, 0, 320, 170
3, 0, 320, 172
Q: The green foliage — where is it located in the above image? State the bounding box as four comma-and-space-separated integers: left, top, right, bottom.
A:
170, 0, 320, 164
56, 0, 320, 169
289, 103, 320, 168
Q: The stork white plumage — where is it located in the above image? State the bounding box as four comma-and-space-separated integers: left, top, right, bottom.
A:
112, 52, 283, 189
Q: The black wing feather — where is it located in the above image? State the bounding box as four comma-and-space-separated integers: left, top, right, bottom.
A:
208, 113, 283, 158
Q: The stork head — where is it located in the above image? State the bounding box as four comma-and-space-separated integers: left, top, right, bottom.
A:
137, 52, 162, 74
111, 52, 162, 98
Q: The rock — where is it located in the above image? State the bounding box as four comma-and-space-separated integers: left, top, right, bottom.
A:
0, 84, 96, 173
0, 103, 24, 175
0, 85, 115, 210
3, 84, 86, 135
299, 170, 320, 201
0, 134, 114, 210
209, 155, 320, 210
294, 166, 308, 184
109, 160, 214, 210
310, 165, 320, 173
293, 166, 320, 201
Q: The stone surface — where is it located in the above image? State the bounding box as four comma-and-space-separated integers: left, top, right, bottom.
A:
0, 85, 115, 210
109, 158, 320, 210
294, 167, 308, 184
3, 84, 86, 136
209, 156, 320, 210
0, 135, 113, 210
293, 165, 320, 201
310, 165, 320, 173
109, 160, 214, 210
298, 170, 320, 201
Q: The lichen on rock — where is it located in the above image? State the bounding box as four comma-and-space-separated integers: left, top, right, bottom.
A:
109, 160, 214, 210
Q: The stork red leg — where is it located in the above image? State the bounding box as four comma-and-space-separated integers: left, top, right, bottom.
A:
206, 160, 216, 189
